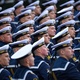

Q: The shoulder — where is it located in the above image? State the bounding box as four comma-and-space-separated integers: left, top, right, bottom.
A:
1, 68, 10, 74
52, 57, 70, 71
0, 68, 12, 80
25, 70, 38, 80
31, 60, 49, 69
27, 70, 38, 78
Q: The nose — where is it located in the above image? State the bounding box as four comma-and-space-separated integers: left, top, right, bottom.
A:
47, 16, 50, 20
8, 57, 10, 61
54, 29, 56, 33
72, 49, 74, 53
28, 15, 32, 20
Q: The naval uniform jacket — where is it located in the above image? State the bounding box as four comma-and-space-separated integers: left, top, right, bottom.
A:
52, 57, 80, 80
0, 65, 12, 80
30, 56, 50, 80
12, 65, 38, 80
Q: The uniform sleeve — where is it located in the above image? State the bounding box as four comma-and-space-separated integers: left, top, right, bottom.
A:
66, 63, 80, 80
39, 62, 50, 80
1, 69, 12, 80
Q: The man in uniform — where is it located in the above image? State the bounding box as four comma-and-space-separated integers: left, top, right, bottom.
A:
11, 44, 39, 80
0, 26, 12, 47
52, 39, 80, 80
16, 9, 32, 26
14, 1, 24, 16
0, 45, 12, 80
12, 27, 31, 42
31, 37, 50, 80
17, 20, 35, 35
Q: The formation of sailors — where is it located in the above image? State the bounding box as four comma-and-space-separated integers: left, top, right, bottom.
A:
0, 0, 80, 80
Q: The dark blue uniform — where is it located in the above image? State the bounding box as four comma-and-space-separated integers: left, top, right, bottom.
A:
0, 41, 17, 77
10, 22, 18, 33
31, 56, 50, 80
45, 42, 55, 65
0, 65, 12, 80
52, 57, 80, 80
13, 66, 38, 80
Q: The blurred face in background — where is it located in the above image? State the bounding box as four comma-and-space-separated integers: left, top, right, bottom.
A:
76, 5, 80, 11
17, 33, 31, 43
0, 53, 10, 67
20, 15, 32, 23
0, 32, 12, 43
60, 46, 74, 60
68, 27, 75, 38
43, 33, 50, 44
40, 16, 50, 24
29, 27, 34, 34
34, 5, 41, 16
48, 26, 56, 38
15, 5, 24, 16
31, 11, 35, 19
49, 11, 56, 19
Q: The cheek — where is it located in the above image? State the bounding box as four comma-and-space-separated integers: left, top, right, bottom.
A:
2, 58, 7, 63
43, 48, 48, 54
50, 30, 54, 33
66, 50, 73, 56
29, 57, 34, 64
7, 35, 12, 39
45, 37, 49, 42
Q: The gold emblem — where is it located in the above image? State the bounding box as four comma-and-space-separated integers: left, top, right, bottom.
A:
33, 78, 38, 80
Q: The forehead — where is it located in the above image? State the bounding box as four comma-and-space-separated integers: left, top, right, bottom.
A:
2, 32, 11, 36
49, 25, 55, 28
62, 46, 72, 50
35, 5, 40, 8
0, 52, 9, 57
43, 33, 49, 36
40, 44, 46, 48
0, 23, 10, 26
49, 10, 56, 13
69, 26, 75, 29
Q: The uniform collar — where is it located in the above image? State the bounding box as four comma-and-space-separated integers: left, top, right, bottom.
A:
59, 56, 69, 61
35, 56, 44, 60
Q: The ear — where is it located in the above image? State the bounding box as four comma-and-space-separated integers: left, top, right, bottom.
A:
25, 57, 30, 64
60, 49, 64, 55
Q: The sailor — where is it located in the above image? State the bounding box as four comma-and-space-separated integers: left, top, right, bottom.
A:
56, 11, 74, 25
0, 45, 12, 80
0, 26, 12, 47
11, 44, 39, 80
45, 6, 56, 19
17, 20, 34, 34
52, 39, 80, 80
31, 37, 50, 80
22, 6, 36, 20
37, 19, 56, 55
74, 0, 80, 17
42, 0, 58, 12
35, 10, 50, 26
0, 17, 12, 29
12, 27, 31, 42
57, 20, 76, 39
14, 1, 24, 16
16, 9, 32, 26
59, 0, 74, 9
27, 0, 41, 18
7, 39, 30, 76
